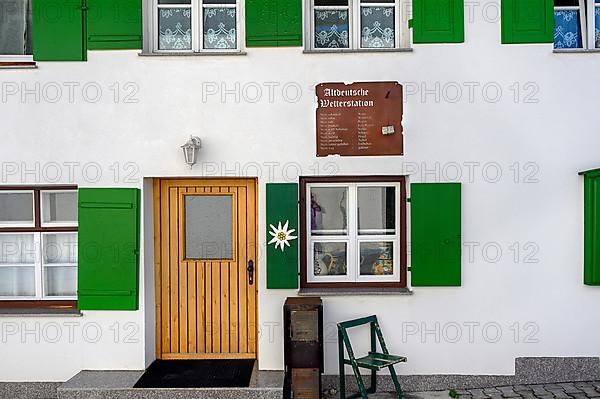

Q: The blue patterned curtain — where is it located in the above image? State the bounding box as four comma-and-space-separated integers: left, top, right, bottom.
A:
554, 9, 582, 49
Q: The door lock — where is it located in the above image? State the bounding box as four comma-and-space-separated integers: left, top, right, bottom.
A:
247, 260, 254, 285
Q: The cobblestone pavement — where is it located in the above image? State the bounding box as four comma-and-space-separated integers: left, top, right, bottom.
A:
369, 382, 600, 399
452, 382, 600, 399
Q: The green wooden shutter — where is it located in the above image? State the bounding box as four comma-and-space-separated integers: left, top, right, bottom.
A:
87, 0, 142, 49
246, 0, 302, 47
412, 0, 464, 43
32, 0, 87, 61
581, 169, 600, 285
78, 188, 140, 310
266, 183, 299, 289
501, 0, 554, 44
410, 183, 461, 286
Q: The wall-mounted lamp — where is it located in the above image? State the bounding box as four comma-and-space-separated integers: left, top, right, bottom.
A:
181, 136, 202, 169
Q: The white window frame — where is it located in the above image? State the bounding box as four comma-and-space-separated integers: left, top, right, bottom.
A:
152, 0, 244, 53
0, 190, 35, 228
40, 190, 78, 228
554, 0, 598, 49
306, 182, 401, 284
306, 0, 410, 51
0, 188, 78, 301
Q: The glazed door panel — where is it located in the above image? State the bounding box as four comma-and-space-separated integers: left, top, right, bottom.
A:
154, 179, 257, 359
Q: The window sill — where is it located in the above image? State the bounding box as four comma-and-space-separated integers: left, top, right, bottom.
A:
298, 287, 413, 296
303, 48, 412, 54
0, 61, 37, 69
139, 51, 247, 57
0, 308, 82, 317
553, 49, 600, 53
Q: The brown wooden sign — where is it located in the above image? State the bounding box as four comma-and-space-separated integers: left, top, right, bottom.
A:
316, 81, 403, 157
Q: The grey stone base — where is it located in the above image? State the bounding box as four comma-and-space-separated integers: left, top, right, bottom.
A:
2, 357, 599, 399
322, 357, 600, 394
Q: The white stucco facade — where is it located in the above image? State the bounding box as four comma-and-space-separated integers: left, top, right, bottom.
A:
1, 2, 600, 381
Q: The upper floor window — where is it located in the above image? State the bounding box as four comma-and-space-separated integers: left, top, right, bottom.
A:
0, 187, 78, 301
0, 0, 33, 59
307, 0, 408, 50
155, 0, 241, 52
554, 0, 600, 49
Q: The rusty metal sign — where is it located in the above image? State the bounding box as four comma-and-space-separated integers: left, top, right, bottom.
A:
316, 81, 403, 157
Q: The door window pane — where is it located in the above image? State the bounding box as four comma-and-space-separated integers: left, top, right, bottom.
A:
360, 242, 393, 275
314, 10, 349, 48
361, 6, 395, 48
0, 234, 35, 264
41, 192, 78, 225
313, 242, 347, 276
0, 192, 33, 225
203, 7, 237, 49
357, 187, 395, 235
44, 266, 77, 297
43, 233, 77, 264
0, 266, 35, 296
159, 8, 192, 50
310, 187, 348, 235
185, 195, 233, 259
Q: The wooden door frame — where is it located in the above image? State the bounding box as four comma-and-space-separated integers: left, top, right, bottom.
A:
153, 177, 259, 360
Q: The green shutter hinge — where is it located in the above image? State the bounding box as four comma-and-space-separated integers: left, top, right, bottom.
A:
407, 266, 412, 272
406, 197, 411, 203
408, 19, 414, 29
81, 5, 88, 10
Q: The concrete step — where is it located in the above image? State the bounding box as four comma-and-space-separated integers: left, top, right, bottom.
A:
58, 370, 283, 399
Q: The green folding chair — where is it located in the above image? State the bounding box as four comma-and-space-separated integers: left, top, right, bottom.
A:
338, 315, 406, 399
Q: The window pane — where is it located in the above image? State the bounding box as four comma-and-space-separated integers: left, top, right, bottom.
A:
204, 0, 236, 4
313, 242, 347, 276
315, 0, 348, 5
0, 234, 35, 264
0, 266, 35, 296
45, 266, 77, 297
596, 6, 600, 48
360, 242, 393, 275
357, 187, 395, 235
159, 0, 191, 3
43, 233, 77, 264
203, 7, 237, 49
361, 7, 395, 48
0, 0, 32, 55
185, 195, 233, 259
310, 187, 348, 235
314, 10, 349, 48
159, 8, 192, 50
41, 192, 78, 225
554, 9, 583, 49
0, 192, 33, 224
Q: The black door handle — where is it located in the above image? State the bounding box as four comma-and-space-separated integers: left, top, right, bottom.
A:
247, 260, 254, 285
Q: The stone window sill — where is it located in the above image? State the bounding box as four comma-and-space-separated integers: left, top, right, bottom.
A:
298, 287, 413, 296
139, 51, 247, 57
303, 48, 413, 54
0, 61, 37, 69
553, 49, 600, 53
0, 308, 82, 317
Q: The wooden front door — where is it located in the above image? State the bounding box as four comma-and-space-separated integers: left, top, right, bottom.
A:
154, 178, 257, 360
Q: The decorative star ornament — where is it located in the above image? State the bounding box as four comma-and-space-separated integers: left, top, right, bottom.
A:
268, 220, 297, 252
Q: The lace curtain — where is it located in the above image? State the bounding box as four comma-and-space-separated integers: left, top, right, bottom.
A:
314, 10, 349, 48
159, 8, 192, 50
361, 7, 395, 48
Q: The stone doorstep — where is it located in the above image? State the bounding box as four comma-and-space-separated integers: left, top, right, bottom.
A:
56, 370, 284, 399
